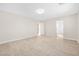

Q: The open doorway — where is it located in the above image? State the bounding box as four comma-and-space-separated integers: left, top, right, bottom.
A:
56, 20, 64, 39
37, 22, 45, 36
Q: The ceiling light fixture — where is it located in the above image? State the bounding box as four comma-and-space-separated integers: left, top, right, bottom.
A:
36, 8, 45, 14
58, 3, 64, 5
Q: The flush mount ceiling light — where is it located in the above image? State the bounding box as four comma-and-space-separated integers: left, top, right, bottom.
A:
58, 3, 64, 5
36, 8, 45, 14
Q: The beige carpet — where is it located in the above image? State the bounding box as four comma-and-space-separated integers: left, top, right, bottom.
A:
0, 36, 79, 56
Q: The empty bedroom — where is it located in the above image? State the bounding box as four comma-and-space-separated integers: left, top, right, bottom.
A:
0, 3, 79, 56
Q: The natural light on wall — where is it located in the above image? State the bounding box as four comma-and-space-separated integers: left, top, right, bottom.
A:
38, 23, 41, 36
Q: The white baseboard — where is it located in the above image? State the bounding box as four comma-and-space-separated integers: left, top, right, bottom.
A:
64, 37, 78, 42
0, 36, 37, 45
1, 36, 78, 45
76, 40, 79, 43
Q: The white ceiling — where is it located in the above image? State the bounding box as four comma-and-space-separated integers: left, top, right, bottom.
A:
0, 3, 79, 21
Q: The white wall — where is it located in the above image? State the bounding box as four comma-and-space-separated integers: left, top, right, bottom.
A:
63, 15, 78, 40
0, 11, 38, 43
77, 14, 79, 42
44, 14, 78, 40
0, 11, 78, 44
45, 19, 56, 38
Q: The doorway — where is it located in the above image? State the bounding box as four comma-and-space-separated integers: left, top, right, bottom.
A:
37, 22, 45, 36
56, 20, 64, 39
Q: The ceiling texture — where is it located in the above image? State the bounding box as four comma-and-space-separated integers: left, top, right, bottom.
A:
0, 3, 79, 21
